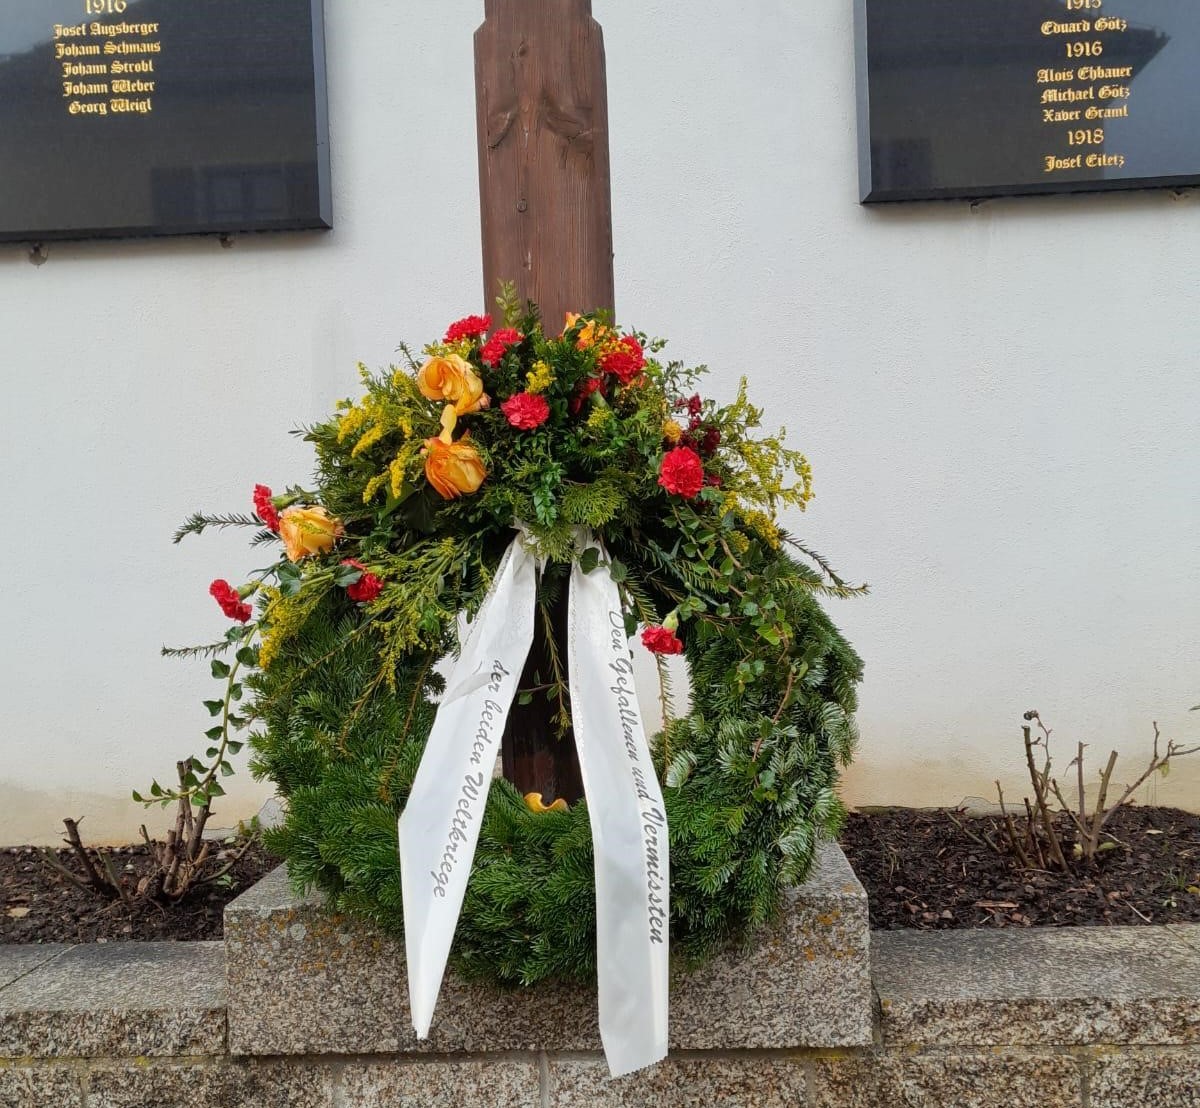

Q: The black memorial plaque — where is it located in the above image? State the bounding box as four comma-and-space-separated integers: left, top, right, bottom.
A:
0, 0, 330, 240
854, 0, 1200, 203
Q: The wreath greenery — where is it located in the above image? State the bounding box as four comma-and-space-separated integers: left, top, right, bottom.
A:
156, 290, 865, 987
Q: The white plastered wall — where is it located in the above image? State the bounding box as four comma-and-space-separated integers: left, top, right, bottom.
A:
0, 0, 1195, 845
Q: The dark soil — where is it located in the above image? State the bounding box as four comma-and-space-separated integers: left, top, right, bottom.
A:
0, 840, 280, 944
841, 804, 1200, 930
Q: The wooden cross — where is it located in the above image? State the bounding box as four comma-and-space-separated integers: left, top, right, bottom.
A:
475, 0, 615, 803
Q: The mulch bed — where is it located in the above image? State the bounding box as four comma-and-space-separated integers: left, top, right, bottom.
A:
0, 840, 280, 944
5, 807, 1198, 943
841, 804, 1200, 930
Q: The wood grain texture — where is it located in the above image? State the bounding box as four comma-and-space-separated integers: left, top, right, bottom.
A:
476, 0, 615, 802
475, 0, 615, 332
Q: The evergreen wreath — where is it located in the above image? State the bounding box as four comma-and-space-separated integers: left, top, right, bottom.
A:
155, 290, 865, 987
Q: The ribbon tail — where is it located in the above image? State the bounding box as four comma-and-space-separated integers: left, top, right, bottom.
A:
397, 535, 539, 1038
569, 538, 670, 1077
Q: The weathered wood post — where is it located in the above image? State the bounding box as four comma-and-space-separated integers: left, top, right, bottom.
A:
475, 0, 615, 803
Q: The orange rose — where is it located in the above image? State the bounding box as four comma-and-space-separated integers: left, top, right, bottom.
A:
417, 354, 488, 415
279, 505, 343, 562
562, 312, 608, 351
423, 433, 487, 499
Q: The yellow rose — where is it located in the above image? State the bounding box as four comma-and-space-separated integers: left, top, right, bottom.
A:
417, 354, 488, 415
524, 792, 569, 814
423, 433, 487, 499
663, 419, 684, 444
279, 505, 344, 562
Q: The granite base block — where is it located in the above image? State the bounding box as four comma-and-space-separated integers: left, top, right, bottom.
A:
224, 841, 872, 1056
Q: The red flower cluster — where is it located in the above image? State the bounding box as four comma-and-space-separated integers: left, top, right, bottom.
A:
341, 560, 384, 603
642, 625, 684, 655
658, 446, 705, 499
253, 484, 280, 532
210, 579, 252, 623
444, 314, 492, 344
570, 374, 607, 415
480, 328, 523, 368
501, 391, 551, 431
599, 335, 645, 385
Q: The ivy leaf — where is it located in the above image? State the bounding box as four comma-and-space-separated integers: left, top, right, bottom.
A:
608, 559, 628, 584
203, 700, 224, 717
211, 660, 231, 679
578, 547, 601, 576
236, 646, 258, 667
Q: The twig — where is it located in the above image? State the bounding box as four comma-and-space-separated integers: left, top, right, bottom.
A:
995, 784, 1032, 868
1023, 726, 1069, 870
944, 809, 992, 852
61, 818, 121, 899
35, 847, 92, 894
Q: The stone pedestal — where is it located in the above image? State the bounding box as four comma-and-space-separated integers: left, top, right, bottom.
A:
223, 841, 874, 1057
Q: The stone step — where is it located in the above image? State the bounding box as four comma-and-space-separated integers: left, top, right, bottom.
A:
224, 841, 874, 1057
872, 924, 1200, 1048
0, 942, 227, 1059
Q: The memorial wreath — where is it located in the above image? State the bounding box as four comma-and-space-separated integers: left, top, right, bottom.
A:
155, 292, 864, 1002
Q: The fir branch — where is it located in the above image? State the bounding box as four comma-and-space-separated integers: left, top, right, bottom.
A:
173, 511, 264, 544
161, 640, 235, 661
783, 536, 870, 597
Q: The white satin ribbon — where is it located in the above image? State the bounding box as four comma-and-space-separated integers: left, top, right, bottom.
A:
397, 534, 539, 1040
396, 529, 670, 1077
568, 539, 670, 1075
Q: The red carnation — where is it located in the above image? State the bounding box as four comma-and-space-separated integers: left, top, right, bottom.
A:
444, 314, 492, 344
480, 327, 523, 368
341, 559, 384, 603
658, 446, 705, 499
570, 374, 607, 414
642, 626, 684, 656
501, 391, 551, 431
687, 394, 703, 417
253, 484, 280, 532
599, 335, 646, 385
210, 579, 252, 623
701, 427, 721, 455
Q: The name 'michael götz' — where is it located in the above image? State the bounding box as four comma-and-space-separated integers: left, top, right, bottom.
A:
1036, 3, 1139, 177
54, 20, 161, 117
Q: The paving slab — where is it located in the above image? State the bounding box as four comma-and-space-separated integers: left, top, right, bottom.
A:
341, 1059, 540, 1107
873, 925, 1200, 1046
87, 1059, 336, 1108
0, 945, 71, 991
225, 841, 873, 1056
0, 942, 227, 1058
810, 1049, 1082, 1108
0, 1064, 83, 1108
1090, 1048, 1200, 1108
547, 1056, 809, 1108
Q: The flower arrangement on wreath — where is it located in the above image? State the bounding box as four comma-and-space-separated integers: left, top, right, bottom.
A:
152, 287, 865, 987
